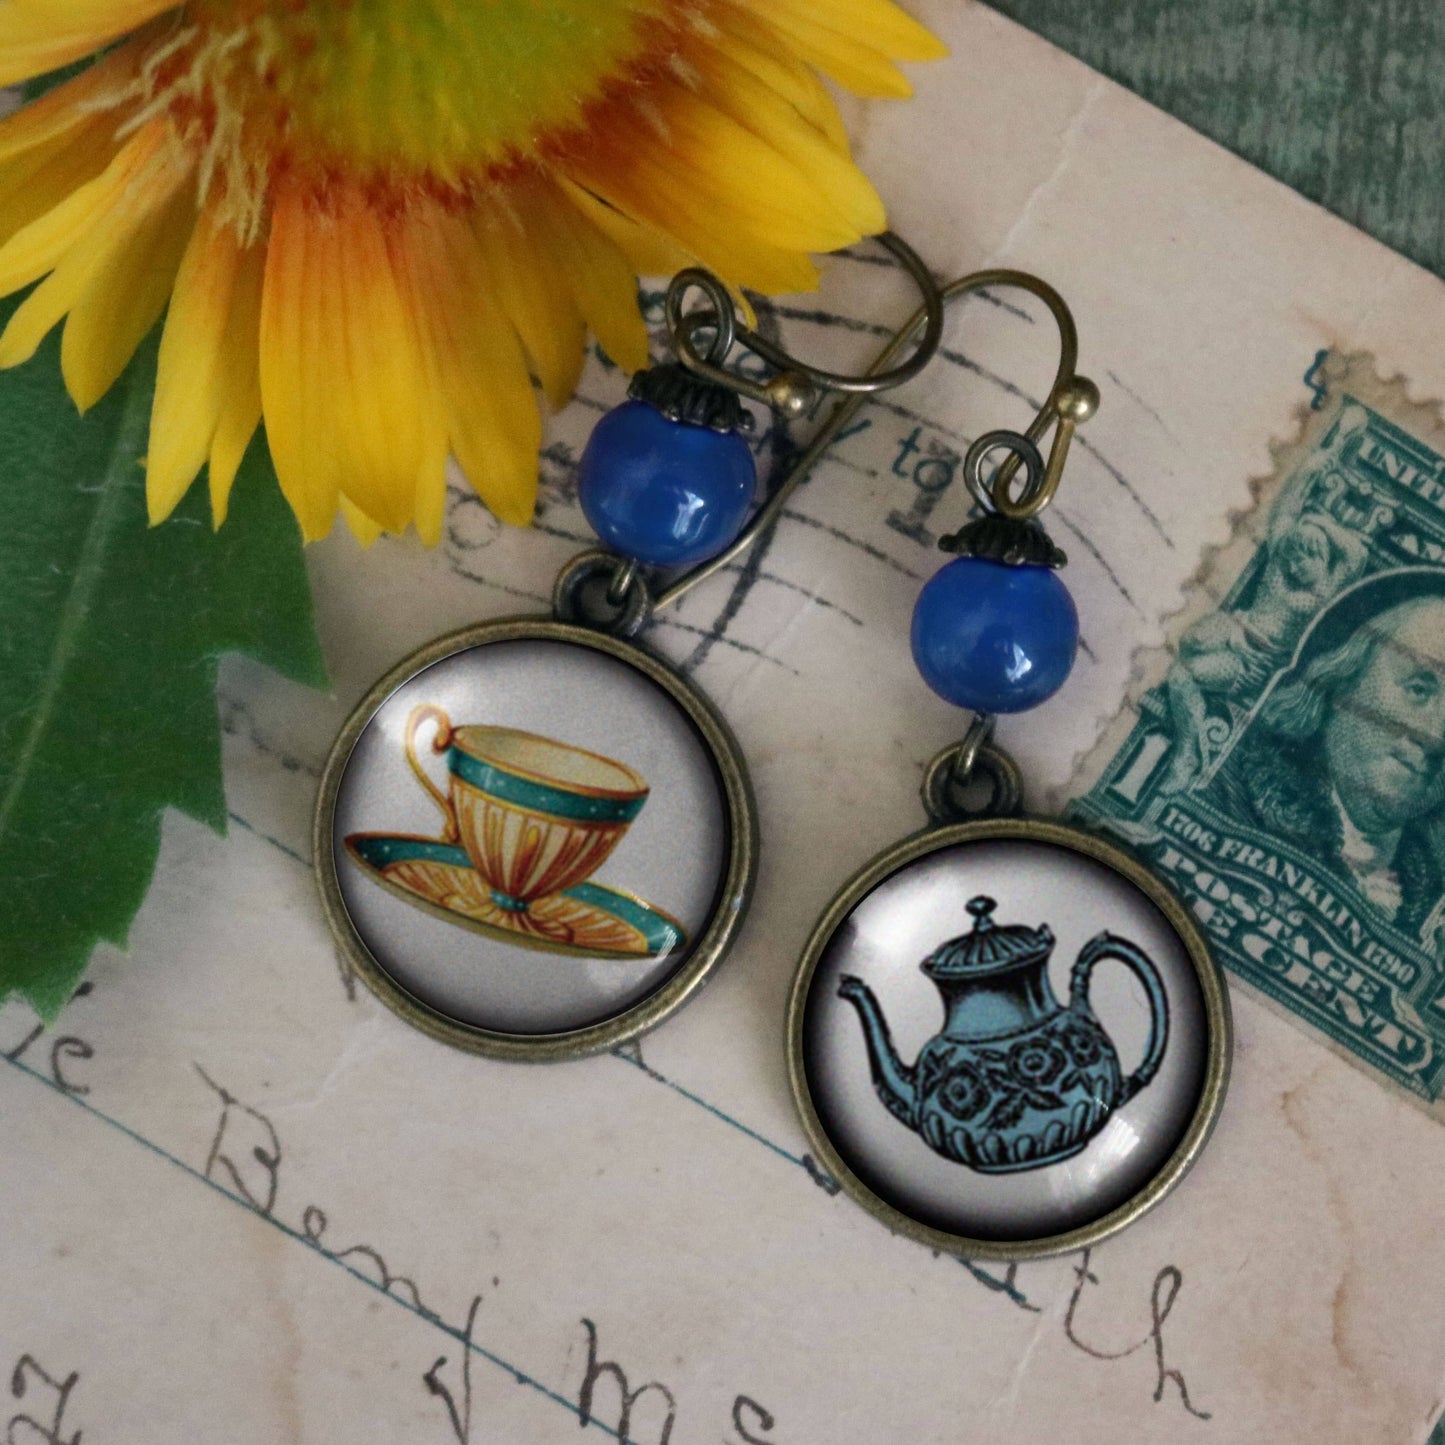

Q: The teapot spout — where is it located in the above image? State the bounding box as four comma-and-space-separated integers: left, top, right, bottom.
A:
838, 976, 917, 1128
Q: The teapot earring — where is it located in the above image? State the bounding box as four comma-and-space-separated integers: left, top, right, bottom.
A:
785, 273, 1232, 1259
313, 234, 945, 1062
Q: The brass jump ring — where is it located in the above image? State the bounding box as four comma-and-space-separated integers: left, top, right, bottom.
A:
665, 269, 736, 370
552, 550, 654, 639
964, 431, 1047, 516
921, 736, 1024, 824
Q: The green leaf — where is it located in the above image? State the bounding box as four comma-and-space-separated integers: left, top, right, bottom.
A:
0, 300, 326, 1019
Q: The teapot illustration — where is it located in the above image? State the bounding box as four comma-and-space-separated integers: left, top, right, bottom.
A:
838, 896, 1169, 1174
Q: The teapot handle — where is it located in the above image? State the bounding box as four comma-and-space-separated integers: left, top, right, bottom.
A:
1068, 933, 1169, 1103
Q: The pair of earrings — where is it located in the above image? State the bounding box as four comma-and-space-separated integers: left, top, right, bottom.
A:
314, 236, 1230, 1259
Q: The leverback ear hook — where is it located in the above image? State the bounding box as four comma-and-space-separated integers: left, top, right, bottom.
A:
951, 270, 1099, 523
980, 375, 1100, 520
663, 230, 947, 419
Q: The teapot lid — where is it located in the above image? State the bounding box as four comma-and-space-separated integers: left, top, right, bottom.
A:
921, 895, 1053, 978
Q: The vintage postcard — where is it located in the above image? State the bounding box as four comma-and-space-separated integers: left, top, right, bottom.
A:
1071, 355, 1445, 1111
10, 5, 1445, 1443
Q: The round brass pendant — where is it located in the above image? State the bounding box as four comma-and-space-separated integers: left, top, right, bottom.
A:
787, 817, 1230, 1259
315, 617, 756, 1062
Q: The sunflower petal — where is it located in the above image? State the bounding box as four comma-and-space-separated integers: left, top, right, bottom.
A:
397, 204, 541, 528
670, 86, 884, 240
0, 34, 142, 165
208, 390, 261, 528
0, 122, 182, 373
711, 11, 850, 151
764, 0, 948, 62
260, 183, 437, 540
471, 202, 585, 411
553, 177, 691, 277
747, 8, 916, 97
63, 178, 192, 411
208, 239, 265, 527
525, 179, 648, 373
340, 497, 384, 548
0, 260, 86, 367
640, 98, 863, 252
0, 0, 175, 88
0, 121, 165, 298
148, 214, 244, 522
570, 153, 818, 294
0, 113, 119, 250
258, 187, 335, 541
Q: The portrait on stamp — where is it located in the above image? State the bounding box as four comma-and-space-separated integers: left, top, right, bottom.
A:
1158, 435, 1370, 797
1212, 573, 1445, 942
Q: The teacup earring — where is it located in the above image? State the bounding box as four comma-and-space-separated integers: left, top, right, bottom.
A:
785, 273, 1232, 1258
314, 235, 945, 1061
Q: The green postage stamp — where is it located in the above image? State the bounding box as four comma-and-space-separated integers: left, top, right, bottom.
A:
1071, 354, 1445, 1106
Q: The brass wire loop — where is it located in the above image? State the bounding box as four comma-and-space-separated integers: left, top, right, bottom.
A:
665, 230, 947, 416
552, 550, 654, 638
964, 430, 1046, 516
921, 727, 1024, 824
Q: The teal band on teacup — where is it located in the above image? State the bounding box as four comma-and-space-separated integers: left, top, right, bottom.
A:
346, 836, 684, 953
350, 835, 471, 869
568, 883, 684, 954
446, 747, 646, 824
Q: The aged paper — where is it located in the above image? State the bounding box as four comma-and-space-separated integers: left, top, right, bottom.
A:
7, 3, 1445, 1441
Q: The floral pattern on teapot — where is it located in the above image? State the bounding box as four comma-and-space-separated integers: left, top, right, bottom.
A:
838, 895, 1170, 1175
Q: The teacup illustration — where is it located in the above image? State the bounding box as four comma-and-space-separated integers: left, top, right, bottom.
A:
405, 706, 650, 903
344, 708, 686, 959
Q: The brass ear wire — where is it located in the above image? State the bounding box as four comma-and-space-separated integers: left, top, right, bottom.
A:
932, 270, 1097, 522
664, 230, 946, 418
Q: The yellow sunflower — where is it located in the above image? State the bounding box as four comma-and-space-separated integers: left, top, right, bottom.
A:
0, 1, 943, 542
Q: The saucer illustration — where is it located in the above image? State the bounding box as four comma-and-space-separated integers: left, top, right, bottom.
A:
344, 835, 686, 958
344, 710, 687, 960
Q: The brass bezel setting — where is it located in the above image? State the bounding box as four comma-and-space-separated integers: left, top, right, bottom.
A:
785, 816, 1231, 1260
315, 616, 758, 1063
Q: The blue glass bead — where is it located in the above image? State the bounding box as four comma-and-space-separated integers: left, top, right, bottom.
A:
911, 556, 1078, 713
578, 400, 756, 567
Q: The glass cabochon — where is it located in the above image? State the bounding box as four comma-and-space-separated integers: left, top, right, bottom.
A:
321, 630, 741, 1046
797, 831, 1225, 1249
